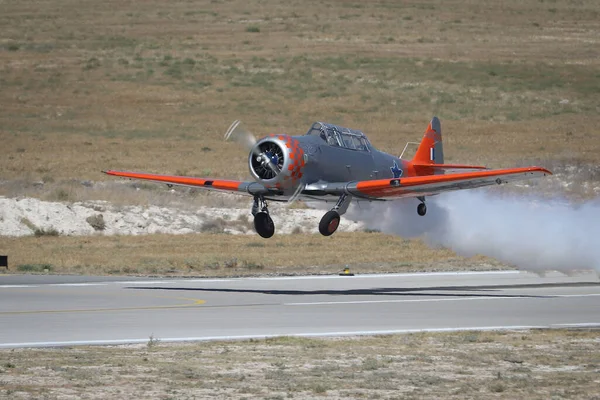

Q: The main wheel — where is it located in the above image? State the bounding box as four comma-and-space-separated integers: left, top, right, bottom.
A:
319, 210, 341, 236
417, 202, 427, 216
254, 212, 275, 238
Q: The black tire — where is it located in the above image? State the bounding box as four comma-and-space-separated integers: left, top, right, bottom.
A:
254, 212, 275, 238
417, 202, 427, 216
319, 211, 341, 236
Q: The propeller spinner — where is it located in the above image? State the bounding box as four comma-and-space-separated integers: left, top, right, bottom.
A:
225, 120, 306, 192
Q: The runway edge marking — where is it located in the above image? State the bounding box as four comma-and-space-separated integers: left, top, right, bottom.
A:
0, 271, 522, 289
1, 323, 599, 349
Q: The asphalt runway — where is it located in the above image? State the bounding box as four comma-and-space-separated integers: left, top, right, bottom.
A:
1, 270, 599, 348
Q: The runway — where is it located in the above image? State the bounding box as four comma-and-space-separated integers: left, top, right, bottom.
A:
1, 270, 599, 348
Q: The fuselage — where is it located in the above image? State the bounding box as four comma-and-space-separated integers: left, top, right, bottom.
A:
294, 134, 405, 184
247, 122, 425, 200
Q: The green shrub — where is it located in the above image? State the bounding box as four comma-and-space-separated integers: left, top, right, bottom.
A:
83, 57, 101, 70
17, 264, 53, 272
34, 227, 59, 237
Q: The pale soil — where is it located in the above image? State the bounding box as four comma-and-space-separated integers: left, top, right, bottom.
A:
0, 195, 362, 237
0, 189, 516, 277
0, 329, 598, 399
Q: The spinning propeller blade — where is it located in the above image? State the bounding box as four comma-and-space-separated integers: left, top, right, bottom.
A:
224, 120, 257, 153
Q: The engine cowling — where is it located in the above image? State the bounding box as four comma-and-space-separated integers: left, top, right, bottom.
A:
248, 135, 305, 191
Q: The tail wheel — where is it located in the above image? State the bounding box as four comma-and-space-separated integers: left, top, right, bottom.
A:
254, 212, 275, 238
417, 202, 427, 216
319, 211, 341, 236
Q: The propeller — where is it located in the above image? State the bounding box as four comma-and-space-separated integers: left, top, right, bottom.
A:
225, 120, 304, 204
226, 120, 282, 179
224, 120, 257, 153
288, 182, 306, 203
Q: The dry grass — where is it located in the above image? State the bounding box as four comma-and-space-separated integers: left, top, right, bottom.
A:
0, 232, 504, 276
1, 0, 599, 187
1, 0, 600, 275
0, 329, 598, 399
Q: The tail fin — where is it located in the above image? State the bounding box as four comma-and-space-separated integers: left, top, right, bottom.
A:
411, 117, 487, 174
412, 116, 444, 165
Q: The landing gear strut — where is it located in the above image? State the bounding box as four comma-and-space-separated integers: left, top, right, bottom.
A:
252, 196, 274, 238
417, 197, 427, 216
318, 194, 352, 236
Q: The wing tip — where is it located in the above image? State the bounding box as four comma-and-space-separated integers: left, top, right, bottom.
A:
530, 166, 553, 176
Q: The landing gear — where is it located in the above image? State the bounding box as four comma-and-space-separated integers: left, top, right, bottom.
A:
318, 194, 352, 237
319, 210, 340, 236
417, 197, 427, 216
252, 196, 274, 238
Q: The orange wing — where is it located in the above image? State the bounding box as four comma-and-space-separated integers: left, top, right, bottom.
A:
348, 166, 552, 199
105, 166, 551, 201
103, 170, 271, 196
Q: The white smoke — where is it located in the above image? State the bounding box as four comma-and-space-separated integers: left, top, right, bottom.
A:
347, 190, 600, 274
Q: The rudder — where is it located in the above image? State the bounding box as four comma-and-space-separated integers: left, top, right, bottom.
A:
412, 117, 444, 165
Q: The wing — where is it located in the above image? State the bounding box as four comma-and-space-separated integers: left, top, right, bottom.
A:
105, 166, 551, 201
103, 170, 271, 197
302, 166, 552, 200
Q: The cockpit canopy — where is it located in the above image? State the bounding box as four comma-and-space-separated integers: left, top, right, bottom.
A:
305, 122, 371, 152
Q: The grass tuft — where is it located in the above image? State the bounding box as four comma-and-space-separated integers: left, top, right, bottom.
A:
34, 227, 60, 237
489, 381, 506, 393
86, 214, 106, 231
16, 263, 54, 272
147, 334, 161, 349
83, 57, 101, 70
361, 357, 380, 371
20, 217, 37, 232
242, 260, 264, 270
199, 218, 226, 233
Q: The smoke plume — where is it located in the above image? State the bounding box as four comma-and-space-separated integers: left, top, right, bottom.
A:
347, 190, 600, 274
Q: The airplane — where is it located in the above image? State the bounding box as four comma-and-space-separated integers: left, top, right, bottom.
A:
104, 117, 552, 238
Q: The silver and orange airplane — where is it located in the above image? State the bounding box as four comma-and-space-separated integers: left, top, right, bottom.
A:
105, 117, 551, 238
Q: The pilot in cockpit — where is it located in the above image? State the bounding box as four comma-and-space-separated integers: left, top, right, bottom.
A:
320, 130, 339, 146
327, 134, 339, 146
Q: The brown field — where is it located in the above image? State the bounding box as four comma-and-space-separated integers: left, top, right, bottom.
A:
0, 232, 504, 276
1, 329, 599, 399
2, 0, 600, 182
1, 0, 600, 274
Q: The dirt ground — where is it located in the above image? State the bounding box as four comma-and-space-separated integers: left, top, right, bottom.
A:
1, 329, 599, 399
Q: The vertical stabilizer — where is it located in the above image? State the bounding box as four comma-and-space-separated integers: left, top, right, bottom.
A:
412, 117, 444, 165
